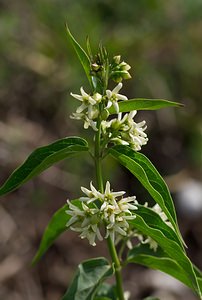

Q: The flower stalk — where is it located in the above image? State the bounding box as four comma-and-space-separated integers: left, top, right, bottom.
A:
94, 115, 125, 300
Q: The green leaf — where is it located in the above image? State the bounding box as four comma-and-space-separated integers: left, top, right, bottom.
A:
61, 257, 113, 300
127, 214, 201, 297
32, 199, 81, 264
134, 204, 183, 248
108, 98, 183, 114
109, 145, 183, 246
127, 244, 202, 298
0, 137, 88, 196
66, 25, 92, 88
95, 283, 116, 300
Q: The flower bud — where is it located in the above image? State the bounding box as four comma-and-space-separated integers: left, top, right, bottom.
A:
113, 55, 121, 64
91, 63, 101, 71
119, 61, 131, 71
101, 108, 109, 120
121, 70, 132, 80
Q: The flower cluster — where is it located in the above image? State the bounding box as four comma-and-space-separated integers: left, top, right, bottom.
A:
70, 54, 149, 152
70, 82, 128, 129
70, 90, 148, 152
101, 110, 148, 151
66, 181, 138, 246
110, 55, 131, 83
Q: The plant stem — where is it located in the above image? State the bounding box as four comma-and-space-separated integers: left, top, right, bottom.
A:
107, 237, 125, 300
94, 117, 104, 193
94, 117, 125, 300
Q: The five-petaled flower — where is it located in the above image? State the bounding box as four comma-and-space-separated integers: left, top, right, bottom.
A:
71, 87, 102, 114
106, 82, 128, 113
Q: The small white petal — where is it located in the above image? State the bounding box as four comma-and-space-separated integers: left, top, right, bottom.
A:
105, 181, 111, 195
112, 82, 123, 94
113, 101, 119, 114
106, 90, 112, 98
116, 93, 128, 101
76, 103, 87, 113
70, 92, 83, 101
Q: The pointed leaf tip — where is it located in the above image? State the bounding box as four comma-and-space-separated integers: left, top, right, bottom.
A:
0, 137, 88, 196
108, 98, 183, 114
65, 26, 92, 88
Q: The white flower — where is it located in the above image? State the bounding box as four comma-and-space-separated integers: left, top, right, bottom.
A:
66, 200, 85, 227
79, 223, 103, 246
80, 181, 103, 203
106, 83, 128, 113
102, 181, 126, 205
70, 87, 101, 114
105, 216, 128, 242
70, 88, 101, 131
142, 236, 158, 252
152, 203, 173, 228
70, 112, 98, 131
128, 119, 148, 151
118, 196, 138, 213
66, 201, 103, 246
133, 230, 158, 252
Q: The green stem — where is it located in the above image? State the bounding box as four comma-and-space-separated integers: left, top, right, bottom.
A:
107, 237, 125, 300
94, 117, 104, 193
94, 117, 125, 300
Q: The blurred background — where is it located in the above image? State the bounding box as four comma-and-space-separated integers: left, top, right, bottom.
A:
0, 0, 202, 299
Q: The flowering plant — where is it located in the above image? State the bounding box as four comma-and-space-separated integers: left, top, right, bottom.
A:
0, 27, 202, 300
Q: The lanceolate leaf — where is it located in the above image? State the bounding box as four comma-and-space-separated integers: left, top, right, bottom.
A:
0, 137, 88, 196
127, 244, 202, 298
109, 145, 183, 246
127, 215, 201, 297
32, 200, 81, 264
66, 25, 92, 88
61, 257, 113, 300
134, 205, 183, 248
108, 98, 183, 114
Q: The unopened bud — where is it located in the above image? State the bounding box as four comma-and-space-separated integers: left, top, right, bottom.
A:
119, 61, 131, 71
101, 109, 109, 120
93, 93, 102, 103
121, 70, 132, 80
113, 55, 121, 64
91, 63, 101, 71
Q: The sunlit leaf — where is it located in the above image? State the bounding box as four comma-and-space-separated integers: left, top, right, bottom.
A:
133, 204, 182, 247
108, 98, 183, 114
109, 145, 184, 246
0, 137, 88, 196
127, 243, 202, 298
61, 257, 113, 300
66, 25, 92, 88
127, 213, 201, 297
